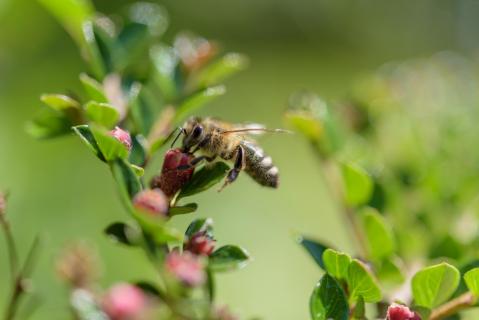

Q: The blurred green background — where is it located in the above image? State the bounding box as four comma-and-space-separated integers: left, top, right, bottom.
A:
1, 0, 479, 319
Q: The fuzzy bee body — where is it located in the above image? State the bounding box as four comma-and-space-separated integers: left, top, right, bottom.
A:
181, 117, 279, 188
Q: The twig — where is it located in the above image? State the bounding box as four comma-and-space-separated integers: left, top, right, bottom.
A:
0, 215, 19, 284
3, 236, 41, 320
429, 292, 475, 320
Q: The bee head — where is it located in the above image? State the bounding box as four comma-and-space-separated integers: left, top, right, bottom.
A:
182, 117, 205, 152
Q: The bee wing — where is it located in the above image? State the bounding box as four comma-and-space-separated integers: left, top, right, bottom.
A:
223, 123, 292, 136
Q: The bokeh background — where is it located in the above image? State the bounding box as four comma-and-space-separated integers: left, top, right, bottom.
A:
2, 0, 479, 319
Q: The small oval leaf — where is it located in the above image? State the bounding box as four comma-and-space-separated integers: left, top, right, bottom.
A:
209, 245, 249, 272
310, 274, 349, 320
322, 249, 351, 281
177, 162, 229, 199
85, 101, 120, 128
41, 94, 80, 111
347, 259, 382, 303
360, 207, 395, 261
340, 162, 373, 207
299, 236, 330, 270
169, 203, 198, 216
173, 85, 226, 123
464, 268, 479, 298
412, 262, 460, 309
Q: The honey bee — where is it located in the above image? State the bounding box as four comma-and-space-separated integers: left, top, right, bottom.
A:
177, 117, 285, 190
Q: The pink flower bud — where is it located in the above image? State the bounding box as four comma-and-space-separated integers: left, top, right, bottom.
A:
110, 126, 132, 151
212, 305, 239, 320
185, 231, 215, 256
165, 251, 205, 287
133, 189, 168, 217
150, 148, 195, 198
103, 283, 146, 320
387, 303, 421, 320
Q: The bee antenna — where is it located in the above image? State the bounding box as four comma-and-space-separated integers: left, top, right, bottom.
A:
171, 127, 186, 148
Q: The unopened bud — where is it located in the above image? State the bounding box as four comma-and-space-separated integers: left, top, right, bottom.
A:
212, 305, 239, 320
387, 303, 421, 320
185, 231, 215, 256
110, 126, 132, 151
165, 251, 205, 287
150, 148, 194, 198
56, 243, 98, 288
103, 283, 146, 320
133, 189, 168, 217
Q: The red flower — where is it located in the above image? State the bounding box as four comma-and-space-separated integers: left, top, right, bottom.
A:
110, 126, 132, 151
133, 189, 168, 217
103, 283, 146, 320
165, 251, 205, 287
185, 231, 216, 256
387, 303, 421, 320
150, 148, 195, 198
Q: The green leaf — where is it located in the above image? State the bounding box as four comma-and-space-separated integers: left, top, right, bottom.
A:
299, 236, 329, 270
40, 94, 80, 111
134, 281, 162, 297
196, 53, 248, 87
360, 207, 395, 260
114, 22, 150, 70
169, 203, 198, 216
377, 257, 405, 286
129, 135, 148, 166
150, 44, 179, 101
177, 162, 229, 199
85, 101, 119, 128
310, 274, 349, 320
206, 267, 215, 302
322, 249, 351, 281
127, 82, 157, 136
91, 126, 128, 161
110, 158, 142, 210
352, 296, 366, 320
464, 268, 479, 298
347, 259, 382, 303
26, 109, 72, 139
38, 0, 94, 50
209, 245, 249, 272
284, 91, 326, 141
130, 164, 144, 177
412, 262, 460, 308
104, 222, 141, 246
79, 73, 107, 102
173, 85, 226, 123
82, 20, 107, 79
72, 125, 104, 160
340, 162, 373, 207
185, 218, 213, 238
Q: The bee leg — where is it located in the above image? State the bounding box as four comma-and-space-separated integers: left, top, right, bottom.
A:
219, 146, 245, 192
177, 155, 216, 170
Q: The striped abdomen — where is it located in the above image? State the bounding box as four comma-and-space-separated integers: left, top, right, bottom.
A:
241, 141, 279, 188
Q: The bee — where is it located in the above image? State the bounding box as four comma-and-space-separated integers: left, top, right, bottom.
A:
176, 117, 285, 190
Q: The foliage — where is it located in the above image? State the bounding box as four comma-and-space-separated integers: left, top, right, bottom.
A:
21, 0, 250, 319
289, 55, 479, 319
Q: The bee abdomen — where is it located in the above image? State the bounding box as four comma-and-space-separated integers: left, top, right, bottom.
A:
241, 142, 279, 188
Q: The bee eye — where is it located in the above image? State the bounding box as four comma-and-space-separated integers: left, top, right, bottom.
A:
192, 125, 203, 138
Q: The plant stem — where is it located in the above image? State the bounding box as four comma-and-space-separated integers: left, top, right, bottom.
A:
0, 215, 19, 284
429, 292, 475, 320
3, 236, 41, 320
